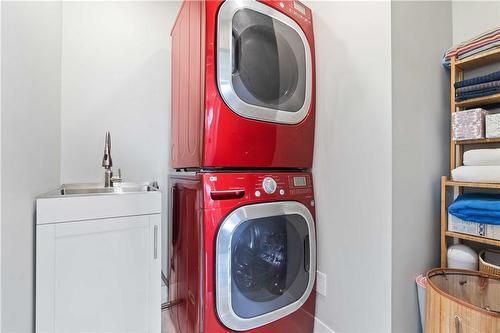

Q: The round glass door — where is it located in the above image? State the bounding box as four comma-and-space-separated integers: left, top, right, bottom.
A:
216, 202, 316, 331
217, 0, 312, 124
231, 214, 309, 319
231, 8, 306, 112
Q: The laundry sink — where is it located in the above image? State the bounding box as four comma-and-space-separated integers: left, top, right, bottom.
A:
35, 179, 162, 332
37, 181, 161, 224
59, 182, 157, 196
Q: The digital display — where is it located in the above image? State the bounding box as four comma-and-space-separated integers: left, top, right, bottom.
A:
293, 176, 307, 187
293, 2, 306, 15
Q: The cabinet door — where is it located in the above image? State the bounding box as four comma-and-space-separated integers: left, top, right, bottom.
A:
36, 215, 161, 333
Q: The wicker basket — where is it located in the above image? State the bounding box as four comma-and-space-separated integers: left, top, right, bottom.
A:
425, 268, 500, 332
479, 249, 500, 277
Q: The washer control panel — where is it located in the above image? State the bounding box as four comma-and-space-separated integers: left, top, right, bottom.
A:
203, 172, 314, 208
253, 174, 312, 198
262, 177, 277, 194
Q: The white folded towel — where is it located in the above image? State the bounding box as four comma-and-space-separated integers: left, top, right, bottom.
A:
452, 166, 500, 183
464, 148, 500, 166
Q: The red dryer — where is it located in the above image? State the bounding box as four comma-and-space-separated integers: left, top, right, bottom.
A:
171, 0, 316, 170
167, 171, 317, 332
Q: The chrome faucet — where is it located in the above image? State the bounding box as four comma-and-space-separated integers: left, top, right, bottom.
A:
101, 132, 122, 187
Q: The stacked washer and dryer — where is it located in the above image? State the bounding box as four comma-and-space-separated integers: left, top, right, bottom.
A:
167, 1, 317, 332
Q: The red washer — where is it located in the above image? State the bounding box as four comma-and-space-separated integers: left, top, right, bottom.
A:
170, 0, 316, 170
167, 171, 317, 332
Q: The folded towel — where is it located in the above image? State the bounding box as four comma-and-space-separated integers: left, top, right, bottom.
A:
464, 149, 500, 166
449, 193, 500, 225
452, 166, 500, 183
456, 80, 500, 94
457, 42, 500, 61
442, 27, 500, 68
455, 71, 500, 89
456, 86, 500, 101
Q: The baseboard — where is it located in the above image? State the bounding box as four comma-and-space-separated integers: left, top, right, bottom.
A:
314, 316, 335, 333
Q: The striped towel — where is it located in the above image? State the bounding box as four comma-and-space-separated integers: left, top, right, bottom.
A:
454, 71, 500, 101
455, 71, 500, 89
442, 27, 500, 68
456, 86, 500, 101
456, 80, 500, 94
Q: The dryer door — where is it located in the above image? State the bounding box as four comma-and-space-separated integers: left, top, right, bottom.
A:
216, 201, 316, 331
217, 0, 312, 124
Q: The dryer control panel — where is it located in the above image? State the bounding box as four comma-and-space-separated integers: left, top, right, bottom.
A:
266, 0, 313, 25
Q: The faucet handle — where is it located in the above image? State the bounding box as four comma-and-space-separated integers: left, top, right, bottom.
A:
111, 168, 123, 183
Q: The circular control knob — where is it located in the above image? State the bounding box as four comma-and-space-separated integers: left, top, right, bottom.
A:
262, 177, 277, 194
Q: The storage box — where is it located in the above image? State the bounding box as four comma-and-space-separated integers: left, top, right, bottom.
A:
451, 108, 487, 141
448, 213, 500, 240
486, 113, 500, 138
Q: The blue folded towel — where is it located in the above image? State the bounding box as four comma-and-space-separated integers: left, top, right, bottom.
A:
456, 86, 500, 101
449, 193, 500, 225
455, 71, 500, 89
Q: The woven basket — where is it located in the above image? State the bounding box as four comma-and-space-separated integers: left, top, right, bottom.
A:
479, 249, 500, 277
425, 268, 500, 332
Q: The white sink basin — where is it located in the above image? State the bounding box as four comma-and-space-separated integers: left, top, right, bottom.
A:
37, 182, 161, 224
40, 182, 158, 197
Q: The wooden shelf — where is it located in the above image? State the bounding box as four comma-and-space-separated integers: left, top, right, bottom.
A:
442, 50, 500, 267
445, 231, 500, 247
445, 179, 500, 189
455, 92, 500, 108
455, 48, 500, 70
454, 137, 500, 145
440, 177, 500, 267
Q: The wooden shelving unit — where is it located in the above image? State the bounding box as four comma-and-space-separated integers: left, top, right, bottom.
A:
454, 137, 500, 145
445, 179, 500, 189
445, 231, 500, 247
441, 51, 500, 267
441, 176, 500, 266
455, 47, 500, 70
455, 92, 500, 108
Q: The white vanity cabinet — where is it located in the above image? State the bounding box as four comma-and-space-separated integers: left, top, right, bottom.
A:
36, 186, 161, 333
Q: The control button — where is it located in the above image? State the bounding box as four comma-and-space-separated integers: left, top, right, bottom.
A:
255, 190, 261, 197
262, 177, 277, 194
279, 2, 284, 8
279, 189, 285, 195
311, 200, 315, 206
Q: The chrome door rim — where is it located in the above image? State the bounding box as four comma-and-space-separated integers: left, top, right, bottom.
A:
217, 0, 313, 125
215, 201, 316, 331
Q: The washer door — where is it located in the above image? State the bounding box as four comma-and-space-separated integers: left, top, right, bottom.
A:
216, 201, 316, 331
217, 0, 312, 124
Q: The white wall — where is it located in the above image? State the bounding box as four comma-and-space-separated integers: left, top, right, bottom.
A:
1, 2, 62, 331
452, 1, 500, 80
307, 1, 393, 332
1, 2, 181, 329
391, 2, 451, 332
59, 1, 181, 273
452, 1, 500, 44
0, 2, 3, 328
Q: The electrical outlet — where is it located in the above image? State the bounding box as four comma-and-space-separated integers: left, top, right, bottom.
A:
316, 270, 327, 296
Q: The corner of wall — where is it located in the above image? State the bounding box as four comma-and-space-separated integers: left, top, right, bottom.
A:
0, 1, 3, 329
390, 1, 452, 332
